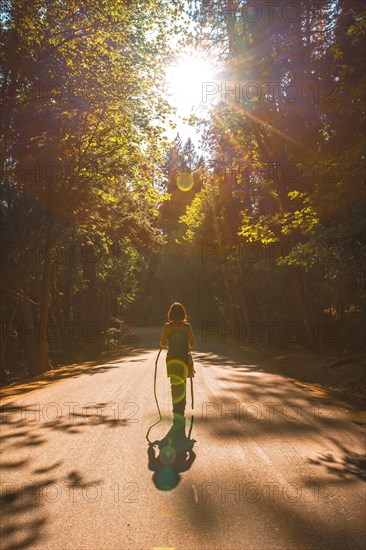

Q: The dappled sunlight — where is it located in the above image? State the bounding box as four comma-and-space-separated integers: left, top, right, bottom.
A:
167, 339, 365, 548
0, 396, 134, 549
1, 328, 365, 549
1, 0, 365, 546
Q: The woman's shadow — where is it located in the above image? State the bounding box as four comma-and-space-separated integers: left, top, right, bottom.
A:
147, 413, 196, 491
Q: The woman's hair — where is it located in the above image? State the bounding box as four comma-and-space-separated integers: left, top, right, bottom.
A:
168, 302, 187, 323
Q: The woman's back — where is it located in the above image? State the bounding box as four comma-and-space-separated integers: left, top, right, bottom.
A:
166, 322, 190, 360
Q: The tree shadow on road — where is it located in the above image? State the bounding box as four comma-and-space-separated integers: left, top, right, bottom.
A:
184, 347, 366, 548
307, 436, 366, 482
0, 399, 130, 549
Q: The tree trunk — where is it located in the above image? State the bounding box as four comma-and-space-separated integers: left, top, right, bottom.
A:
290, 267, 316, 350
37, 243, 53, 374
238, 261, 250, 325
83, 241, 98, 324
82, 240, 98, 357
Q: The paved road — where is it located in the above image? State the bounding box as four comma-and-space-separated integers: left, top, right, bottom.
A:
1, 328, 365, 550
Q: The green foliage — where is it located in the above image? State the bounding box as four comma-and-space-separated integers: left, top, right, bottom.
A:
0, 0, 184, 377
176, 0, 366, 349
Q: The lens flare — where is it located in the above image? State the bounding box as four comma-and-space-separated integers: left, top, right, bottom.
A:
177, 171, 194, 192
167, 359, 187, 404
169, 376, 186, 404
166, 358, 189, 379
160, 443, 177, 465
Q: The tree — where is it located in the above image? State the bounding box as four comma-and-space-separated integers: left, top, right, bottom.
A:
0, 0, 184, 377
178, 0, 365, 350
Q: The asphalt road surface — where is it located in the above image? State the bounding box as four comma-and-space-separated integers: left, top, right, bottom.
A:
1, 328, 365, 550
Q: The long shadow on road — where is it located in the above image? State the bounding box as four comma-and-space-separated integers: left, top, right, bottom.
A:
1, 329, 364, 549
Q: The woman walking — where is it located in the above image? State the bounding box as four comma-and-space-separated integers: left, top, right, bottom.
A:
160, 302, 196, 417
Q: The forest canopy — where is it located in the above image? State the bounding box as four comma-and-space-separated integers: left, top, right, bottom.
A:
0, 0, 365, 381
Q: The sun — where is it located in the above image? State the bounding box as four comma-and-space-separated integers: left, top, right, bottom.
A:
165, 53, 216, 113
